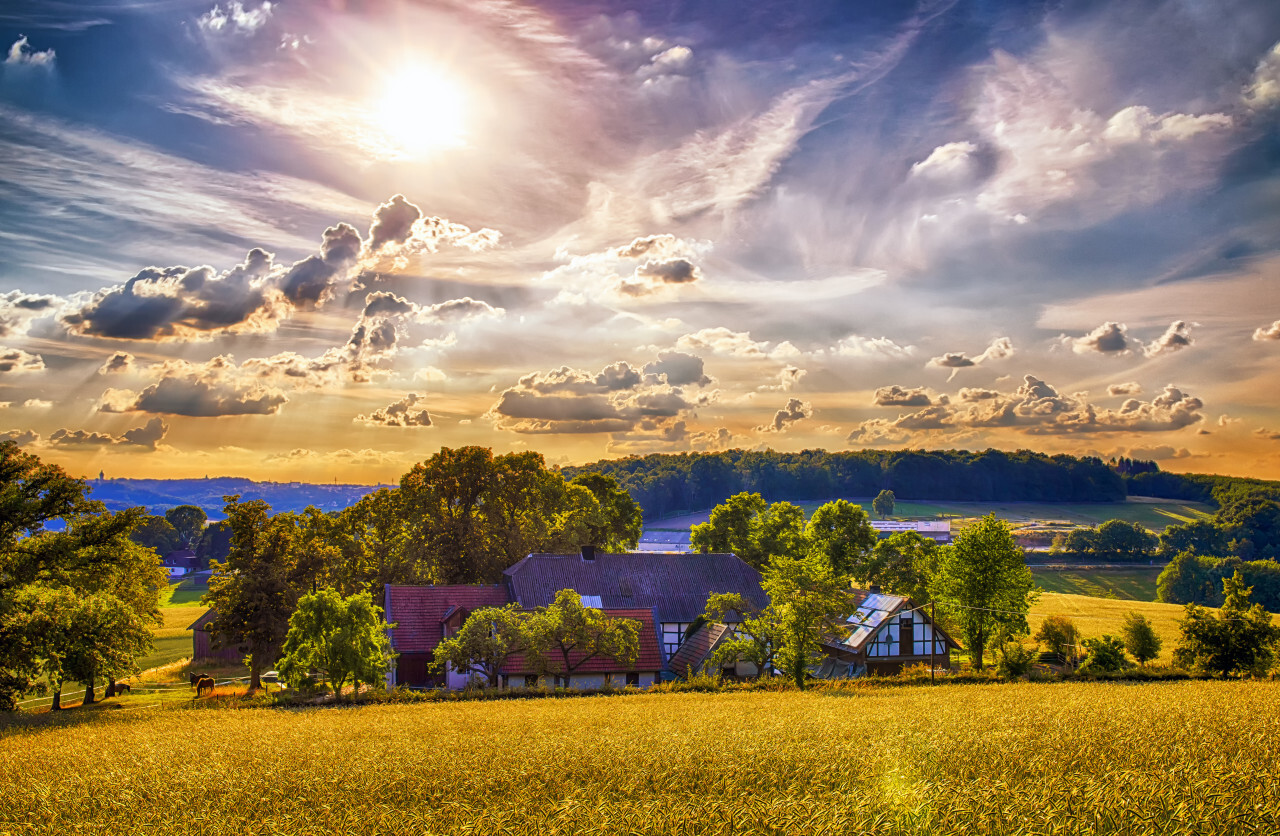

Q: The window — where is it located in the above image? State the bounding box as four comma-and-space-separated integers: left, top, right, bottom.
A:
661, 622, 694, 657
626, 672, 640, 686
868, 623, 899, 657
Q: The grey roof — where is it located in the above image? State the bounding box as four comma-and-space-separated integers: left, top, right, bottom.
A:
504, 552, 768, 624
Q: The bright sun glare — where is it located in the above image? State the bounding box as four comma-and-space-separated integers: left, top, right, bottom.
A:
376, 63, 468, 155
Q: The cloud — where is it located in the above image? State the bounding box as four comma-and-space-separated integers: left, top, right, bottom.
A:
5, 36, 55, 67
98, 352, 136, 374
848, 375, 1204, 442
873, 385, 935, 407
1255, 428, 1280, 441
1253, 320, 1280, 341
21, 399, 52, 410
1143, 320, 1194, 357
0, 347, 45, 374
928, 337, 1014, 379
49, 417, 167, 450
1108, 382, 1143, 397
355, 393, 432, 428
544, 234, 708, 303
99, 356, 287, 417
197, 2, 274, 35
0, 291, 60, 338
61, 248, 288, 341
277, 224, 361, 307
958, 387, 1001, 402
361, 194, 501, 265
759, 365, 806, 392
757, 398, 812, 433
0, 429, 38, 446
620, 258, 702, 296
676, 327, 797, 359
829, 335, 914, 359
910, 141, 979, 182
1219, 414, 1242, 427
1072, 322, 1132, 355
643, 351, 711, 387
1243, 41, 1280, 110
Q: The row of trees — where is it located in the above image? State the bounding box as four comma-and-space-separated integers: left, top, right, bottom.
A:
202, 447, 643, 689
0, 442, 167, 710
564, 449, 1128, 518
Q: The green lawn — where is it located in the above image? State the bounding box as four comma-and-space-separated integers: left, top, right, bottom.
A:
1030, 567, 1163, 601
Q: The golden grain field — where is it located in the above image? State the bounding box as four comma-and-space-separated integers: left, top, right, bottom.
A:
2, 681, 1278, 835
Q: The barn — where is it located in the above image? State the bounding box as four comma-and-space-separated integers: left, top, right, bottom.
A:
188, 609, 244, 664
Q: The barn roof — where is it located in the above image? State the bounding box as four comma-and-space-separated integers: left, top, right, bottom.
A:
501, 607, 665, 675
667, 622, 731, 677
504, 552, 767, 624
386, 584, 512, 653
833, 588, 962, 653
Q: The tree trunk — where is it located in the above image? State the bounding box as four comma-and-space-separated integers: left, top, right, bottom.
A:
249, 652, 262, 692
50, 680, 62, 711
972, 631, 986, 671
83, 669, 96, 705
106, 675, 117, 698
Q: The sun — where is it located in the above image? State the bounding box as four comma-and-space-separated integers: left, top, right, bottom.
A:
375, 63, 468, 156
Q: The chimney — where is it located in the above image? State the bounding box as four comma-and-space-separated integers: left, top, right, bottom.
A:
580, 545, 596, 561
868, 584, 882, 594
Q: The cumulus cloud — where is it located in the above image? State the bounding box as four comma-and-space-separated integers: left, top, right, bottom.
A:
1253, 320, 1280, 341
829, 334, 914, 359
22, 399, 52, 410
1108, 382, 1143, 396
198, 2, 274, 35
278, 223, 361, 307
544, 234, 708, 302
0, 291, 60, 339
757, 398, 812, 433
0, 429, 38, 446
355, 393, 432, 428
5, 36, 55, 67
360, 194, 501, 266
1243, 41, 1280, 110
758, 365, 806, 392
98, 356, 287, 417
98, 352, 136, 374
1143, 321, 1194, 357
1072, 322, 1132, 355
1254, 428, 1280, 441
49, 417, 167, 450
676, 327, 797, 359
488, 361, 696, 435
910, 141, 980, 182
0, 347, 45, 374
848, 375, 1204, 443
958, 387, 1001, 402
928, 337, 1014, 380
62, 247, 288, 341
873, 385, 935, 407
643, 351, 712, 387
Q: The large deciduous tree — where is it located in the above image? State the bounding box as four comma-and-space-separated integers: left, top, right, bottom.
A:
931, 514, 1037, 670
204, 497, 307, 691
277, 588, 395, 696
523, 589, 641, 688
860, 530, 939, 603
691, 493, 873, 575
804, 499, 876, 578
570, 472, 643, 552
164, 505, 208, 549
763, 555, 853, 689
872, 490, 896, 518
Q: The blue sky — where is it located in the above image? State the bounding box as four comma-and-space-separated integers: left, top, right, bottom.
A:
1, 0, 1279, 481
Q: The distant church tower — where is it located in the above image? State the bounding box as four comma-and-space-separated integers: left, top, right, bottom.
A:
98, 470, 105, 481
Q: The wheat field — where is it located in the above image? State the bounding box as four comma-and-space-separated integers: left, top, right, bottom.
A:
2, 680, 1278, 835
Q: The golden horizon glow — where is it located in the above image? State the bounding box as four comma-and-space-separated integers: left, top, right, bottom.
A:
374, 62, 468, 156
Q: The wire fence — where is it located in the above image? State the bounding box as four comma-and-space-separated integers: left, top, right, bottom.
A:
16, 675, 255, 708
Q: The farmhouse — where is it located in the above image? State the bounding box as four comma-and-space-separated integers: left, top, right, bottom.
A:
384, 547, 766, 689
384, 547, 959, 688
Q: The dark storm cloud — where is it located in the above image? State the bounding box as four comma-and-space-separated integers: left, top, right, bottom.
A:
131, 377, 287, 416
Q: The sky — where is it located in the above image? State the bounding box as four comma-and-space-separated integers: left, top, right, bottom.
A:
1, 0, 1279, 483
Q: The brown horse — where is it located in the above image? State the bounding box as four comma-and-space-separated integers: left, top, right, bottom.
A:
114, 682, 131, 695
189, 673, 215, 697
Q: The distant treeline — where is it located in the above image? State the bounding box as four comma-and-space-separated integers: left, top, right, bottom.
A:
563, 449, 1280, 519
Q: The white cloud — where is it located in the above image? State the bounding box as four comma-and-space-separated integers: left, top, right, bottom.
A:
5, 36, 55, 67
1243, 41, 1280, 110
198, 2, 273, 35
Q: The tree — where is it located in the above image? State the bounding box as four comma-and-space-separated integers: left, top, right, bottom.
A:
1173, 571, 1280, 677
570, 472, 643, 552
1034, 615, 1080, 664
1078, 635, 1129, 673
931, 514, 1037, 670
165, 505, 208, 549
129, 514, 180, 555
804, 499, 876, 578
523, 589, 641, 688
63, 592, 152, 705
762, 554, 853, 689
1121, 612, 1162, 665
872, 490, 896, 518
204, 497, 306, 691
860, 531, 939, 603
1095, 519, 1157, 560
691, 492, 769, 567
277, 588, 396, 696
702, 593, 782, 679
431, 604, 528, 687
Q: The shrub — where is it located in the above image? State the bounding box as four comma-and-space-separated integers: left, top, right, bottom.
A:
996, 641, 1036, 678
1077, 635, 1129, 673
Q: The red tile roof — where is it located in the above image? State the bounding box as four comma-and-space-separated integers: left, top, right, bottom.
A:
386, 585, 511, 653
502, 607, 664, 675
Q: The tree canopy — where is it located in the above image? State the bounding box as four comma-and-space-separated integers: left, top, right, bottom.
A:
691, 493, 874, 575
1173, 571, 1280, 677
277, 588, 395, 695
522, 589, 641, 686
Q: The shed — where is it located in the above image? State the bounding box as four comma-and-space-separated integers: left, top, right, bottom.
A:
188, 609, 243, 663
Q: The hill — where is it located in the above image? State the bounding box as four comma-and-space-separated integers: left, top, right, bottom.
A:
85, 476, 381, 517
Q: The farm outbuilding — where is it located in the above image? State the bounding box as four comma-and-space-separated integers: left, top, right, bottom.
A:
188, 609, 243, 663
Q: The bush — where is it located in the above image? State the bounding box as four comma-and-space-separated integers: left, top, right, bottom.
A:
1077, 635, 1129, 673
996, 642, 1036, 678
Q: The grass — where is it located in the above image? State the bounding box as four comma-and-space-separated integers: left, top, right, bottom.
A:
2, 682, 1278, 834
1030, 567, 1163, 601
1029, 592, 1187, 664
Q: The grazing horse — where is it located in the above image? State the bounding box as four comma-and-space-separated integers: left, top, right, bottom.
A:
114, 682, 131, 695
189, 673, 216, 697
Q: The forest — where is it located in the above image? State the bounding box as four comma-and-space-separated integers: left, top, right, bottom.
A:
563, 449, 1280, 519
